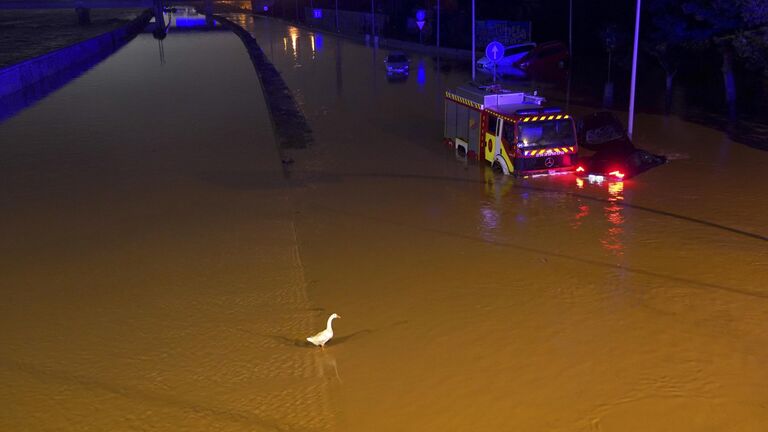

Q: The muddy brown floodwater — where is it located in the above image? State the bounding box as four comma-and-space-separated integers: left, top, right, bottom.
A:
1, 13, 767, 432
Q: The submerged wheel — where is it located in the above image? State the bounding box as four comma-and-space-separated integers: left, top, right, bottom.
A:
492, 157, 511, 175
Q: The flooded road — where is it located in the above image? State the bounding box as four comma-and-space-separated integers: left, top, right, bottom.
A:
2, 11, 768, 432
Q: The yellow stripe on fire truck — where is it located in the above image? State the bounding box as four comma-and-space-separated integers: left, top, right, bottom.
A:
524, 146, 576, 157
521, 114, 570, 122
445, 92, 483, 110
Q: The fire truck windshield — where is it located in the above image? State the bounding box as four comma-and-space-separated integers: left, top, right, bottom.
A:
518, 119, 575, 148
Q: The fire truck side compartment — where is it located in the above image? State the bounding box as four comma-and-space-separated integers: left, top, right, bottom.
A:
445, 100, 457, 139
444, 98, 480, 154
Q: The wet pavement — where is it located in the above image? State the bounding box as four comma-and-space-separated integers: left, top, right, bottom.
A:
1, 11, 767, 432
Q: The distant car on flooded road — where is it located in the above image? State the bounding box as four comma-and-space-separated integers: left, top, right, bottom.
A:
514, 41, 569, 77
384, 51, 410, 75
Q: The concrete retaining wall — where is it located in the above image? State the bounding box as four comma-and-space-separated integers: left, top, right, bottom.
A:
0, 9, 151, 99
212, 13, 312, 150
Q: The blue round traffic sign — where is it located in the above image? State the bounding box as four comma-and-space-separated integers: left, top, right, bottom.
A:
485, 41, 505, 63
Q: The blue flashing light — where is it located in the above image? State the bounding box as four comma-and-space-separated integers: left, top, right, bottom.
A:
263, 5, 269, 11
314, 33, 324, 51
515, 107, 565, 116
541, 107, 562, 114
516, 109, 540, 115
313, 8, 322, 19
416, 9, 426, 21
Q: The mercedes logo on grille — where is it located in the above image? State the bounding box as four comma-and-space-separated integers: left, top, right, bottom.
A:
544, 157, 555, 168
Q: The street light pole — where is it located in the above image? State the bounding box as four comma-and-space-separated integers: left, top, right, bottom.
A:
628, 0, 641, 139
471, 0, 476, 81
335, 0, 339, 32
371, 0, 375, 37
437, 0, 440, 50
568, 0, 573, 57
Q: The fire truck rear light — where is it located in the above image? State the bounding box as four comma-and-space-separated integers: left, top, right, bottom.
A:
576, 166, 585, 172
609, 170, 625, 179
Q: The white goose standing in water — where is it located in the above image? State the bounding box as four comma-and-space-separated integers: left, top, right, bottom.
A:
307, 313, 340, 348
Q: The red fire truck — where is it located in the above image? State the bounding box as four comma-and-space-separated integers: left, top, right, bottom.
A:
444, 83, 578, 175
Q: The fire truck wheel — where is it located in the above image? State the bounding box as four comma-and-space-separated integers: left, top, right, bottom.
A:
492, 161, 504, 174
492, 158, 510, 175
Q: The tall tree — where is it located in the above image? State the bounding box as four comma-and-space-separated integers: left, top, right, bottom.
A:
599, 23, 625, 107
645, 0, 690, 113
682, 0, 768, 116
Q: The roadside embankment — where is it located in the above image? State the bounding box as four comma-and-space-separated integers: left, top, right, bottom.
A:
212, 13, 312, 150
0, 8, 147, 68
0, 9, 152, 100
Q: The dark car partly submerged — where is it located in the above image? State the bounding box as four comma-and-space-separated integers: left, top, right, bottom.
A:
576, 112, 667, 180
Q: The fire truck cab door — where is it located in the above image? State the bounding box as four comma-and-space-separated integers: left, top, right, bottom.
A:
484, 115, 502, 163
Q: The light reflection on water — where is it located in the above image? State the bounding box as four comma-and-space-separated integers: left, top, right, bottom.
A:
310, 34, 315, 57
480, 205, 500, 231
288, 26, 299, 60
571, 204, 590, 229
601, 181, 625, 256
479, 169, 502, 240
417, 59, 426, 88
608, 181, 624, 200
309, 33, 324, 59
481, 171, 629, 255
571, 176, 627, 255
219, 0, 253, 11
